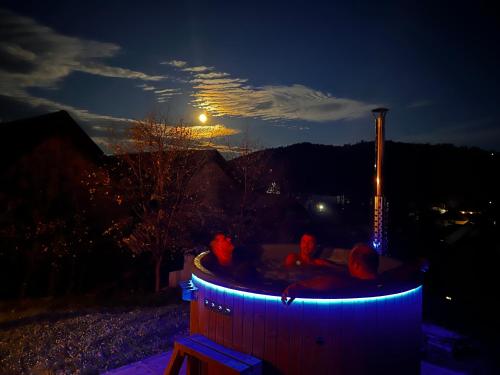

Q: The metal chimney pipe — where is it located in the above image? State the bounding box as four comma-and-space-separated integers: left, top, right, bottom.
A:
372, 107, 389, 255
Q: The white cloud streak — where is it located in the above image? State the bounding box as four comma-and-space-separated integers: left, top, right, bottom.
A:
155, 88, 179, 94
0, 8, 169, 146
168, 58, 377, 122
182, 65, 214, 73
162, 59, 187, 67
188, 124, 240, 139
0, 8, 166, 106
191, 76, 375, 122
78, 63, 164, 81
192, 72, 229, 79
137, 84, 156, 91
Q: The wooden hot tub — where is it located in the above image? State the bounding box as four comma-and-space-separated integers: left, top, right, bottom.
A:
188, 245, 422, 375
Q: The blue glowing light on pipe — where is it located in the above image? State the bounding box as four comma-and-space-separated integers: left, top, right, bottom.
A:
191, 274, 422, 305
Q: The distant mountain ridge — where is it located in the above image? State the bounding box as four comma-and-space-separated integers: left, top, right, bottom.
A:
2, 111, 497, 210
230, 141, 499, 209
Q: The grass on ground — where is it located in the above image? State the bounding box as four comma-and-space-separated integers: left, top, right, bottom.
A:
0, 290, 189, 375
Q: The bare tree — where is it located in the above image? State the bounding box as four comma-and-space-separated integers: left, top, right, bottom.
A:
227, 128, 271, 243
105, 115, 206, 292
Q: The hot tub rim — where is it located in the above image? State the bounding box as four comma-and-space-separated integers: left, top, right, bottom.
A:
192, 251, 422, 300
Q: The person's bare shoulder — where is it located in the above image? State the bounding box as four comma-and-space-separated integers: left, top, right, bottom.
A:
284, 252, 299, 267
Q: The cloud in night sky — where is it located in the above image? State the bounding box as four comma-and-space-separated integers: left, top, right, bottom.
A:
1, 7, 379, 153
154, 88, 182, 103
0, 9, 164, 96
74, 63, 164, 81
182, 65, 214, 73
161, 59, 187, 68
161, 60, 214, 73
188, 124, 240, 139
137, 84, 157, 91
0, 9, 237, 152
194, 72, 230, 79
0, 8, 165, 129
171, 62, 376, 122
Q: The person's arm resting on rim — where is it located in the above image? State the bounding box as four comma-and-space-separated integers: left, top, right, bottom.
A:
281, 275, 342, 305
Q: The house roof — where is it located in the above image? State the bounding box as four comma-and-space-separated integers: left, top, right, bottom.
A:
0, 110, 104, 170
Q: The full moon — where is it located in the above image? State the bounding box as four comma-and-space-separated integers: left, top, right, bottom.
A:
198, 113, 207, 123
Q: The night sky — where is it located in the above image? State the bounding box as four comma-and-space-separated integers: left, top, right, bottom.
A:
1, 0, 500, 152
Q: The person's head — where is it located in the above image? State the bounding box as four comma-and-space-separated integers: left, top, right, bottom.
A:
348, 243, 379, 280
210, 233, 234, 266
299, 233, 317, 258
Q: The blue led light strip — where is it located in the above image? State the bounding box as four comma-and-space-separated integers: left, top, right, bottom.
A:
192, 274, 422, 305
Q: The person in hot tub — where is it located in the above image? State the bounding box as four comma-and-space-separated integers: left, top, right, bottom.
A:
210, 233, 234, 266
284, 233, 335, 268
206, 233, 260, 282
281, 243, 379, 304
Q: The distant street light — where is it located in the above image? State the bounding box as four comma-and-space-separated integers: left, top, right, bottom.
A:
316, 202, 326, 212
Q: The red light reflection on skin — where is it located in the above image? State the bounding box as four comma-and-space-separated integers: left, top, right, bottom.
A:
284, 234, 333, 268
210, 233, 234, 266
282, 243, 379, 305
348, 243, 379, 280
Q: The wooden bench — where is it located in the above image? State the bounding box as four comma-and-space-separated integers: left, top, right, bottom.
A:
164, 334, 262, 375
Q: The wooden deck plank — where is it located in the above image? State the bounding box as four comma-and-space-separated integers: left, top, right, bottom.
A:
163, 345, 184, 375
175, 337, 249, 373
188, 334, 261, 367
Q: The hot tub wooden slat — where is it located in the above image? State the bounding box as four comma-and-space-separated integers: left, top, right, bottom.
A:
352, 298, 363, 374
204, 285, 212, 340
275, 303, 290, 375
364, 297, 377, 372
287, 300, 303, 375
251, 296, 266, 360
300, 301, 314, 375
241, 295, 254, 354
315, 301, 330, 375
223, 291, 233, 348
196, 288, 207, 337
387, 293, 399, 372
340, 300, 351, 374
264, 297, 278, 369
232, 294, 244, 353
314, 301, 329, 375
327, 301, 343, 375
216, 289, 225, 345
208, 286, 217, 342
190, 298, 199, 335
355, 298, 369, 374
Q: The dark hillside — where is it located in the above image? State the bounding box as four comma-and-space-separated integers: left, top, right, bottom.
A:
232, 141, 499, 210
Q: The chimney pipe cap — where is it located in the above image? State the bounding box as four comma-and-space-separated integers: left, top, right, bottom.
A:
371, 107, 389, 114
